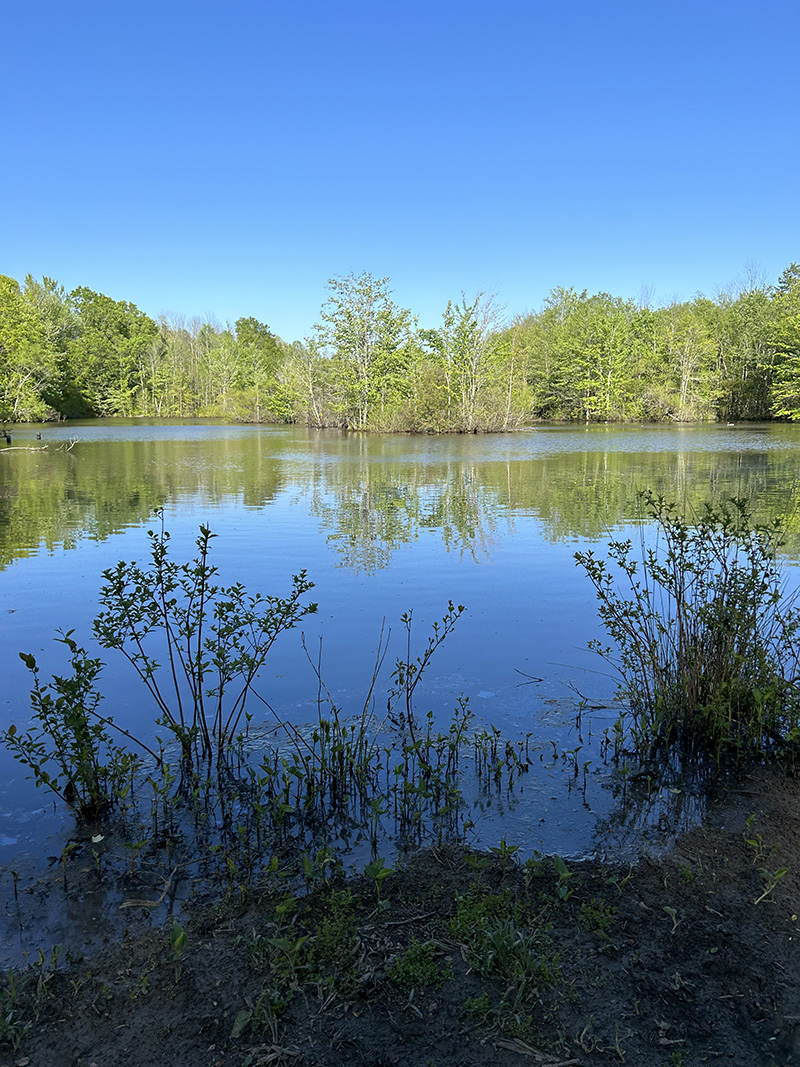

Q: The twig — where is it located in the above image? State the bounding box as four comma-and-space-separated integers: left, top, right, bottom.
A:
119, 864, 185, 909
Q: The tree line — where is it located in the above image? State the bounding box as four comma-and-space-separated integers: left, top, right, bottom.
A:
1, 265, 799, 429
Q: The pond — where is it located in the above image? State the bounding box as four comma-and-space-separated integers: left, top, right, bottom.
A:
1, 419, 799, 886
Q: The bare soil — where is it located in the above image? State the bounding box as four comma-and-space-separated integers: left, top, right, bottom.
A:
2, 762, 800, 1067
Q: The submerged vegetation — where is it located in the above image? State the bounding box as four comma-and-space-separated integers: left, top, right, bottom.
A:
2, 262, 800, 429
2, 523, 539, 884
5, 492, 800, 882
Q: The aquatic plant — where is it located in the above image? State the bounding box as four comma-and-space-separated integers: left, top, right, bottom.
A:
4, 525, 545, 897
92, 517, 317, 775
6, 632, 142, 820
576, 490, 800, 760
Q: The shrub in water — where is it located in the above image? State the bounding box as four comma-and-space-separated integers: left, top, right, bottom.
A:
575, 490, 800, 760
6, 632, 141, 820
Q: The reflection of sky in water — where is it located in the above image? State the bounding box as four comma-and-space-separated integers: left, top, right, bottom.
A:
1, 420, 799, 875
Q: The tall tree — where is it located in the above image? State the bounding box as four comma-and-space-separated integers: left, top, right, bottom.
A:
423, 293, 507, 431
315, 272, 412, 429
23, 276, 80, 352
0, 275, 55, 421
67, 288, 158, 415
654, 300, 720, 420
769, 264, 800, 419
234, 317, 285, 421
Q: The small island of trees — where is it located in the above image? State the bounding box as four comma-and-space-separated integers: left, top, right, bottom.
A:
1, 264, 800, 431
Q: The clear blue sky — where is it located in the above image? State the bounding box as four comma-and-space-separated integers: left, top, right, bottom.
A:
3, 0, 798, 341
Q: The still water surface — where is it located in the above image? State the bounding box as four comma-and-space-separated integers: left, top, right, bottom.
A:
1, 419, 800, 869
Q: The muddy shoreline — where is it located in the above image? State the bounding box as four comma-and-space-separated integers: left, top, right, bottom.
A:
1, 762, 798, 1067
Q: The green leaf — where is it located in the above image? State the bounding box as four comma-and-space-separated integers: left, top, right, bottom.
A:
230, 1009, 252, 1038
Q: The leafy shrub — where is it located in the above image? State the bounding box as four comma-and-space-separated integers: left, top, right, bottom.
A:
92, 520, 317, 773
576, 490, 800, 759
6, 632, 141, 819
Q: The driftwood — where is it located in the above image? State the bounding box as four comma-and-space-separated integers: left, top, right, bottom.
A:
0, 439, 78, 453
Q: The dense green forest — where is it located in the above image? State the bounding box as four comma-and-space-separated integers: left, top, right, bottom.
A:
1, 265, 800, 430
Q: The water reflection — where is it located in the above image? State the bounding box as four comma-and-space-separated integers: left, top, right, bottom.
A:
304, 462, 502, 571
2, 421, 800, 573
1, 418, 800, 921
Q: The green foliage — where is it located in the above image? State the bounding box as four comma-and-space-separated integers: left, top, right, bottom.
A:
579, 898, 617, 936
467, 917, 560, 1011
364, 857, 393, 903
754, 865, 788, 905
0, 946, 63, 1052
6, 260, 800, 427
490, 837, 521, 870
743, 814, 790, 904
450, 884, 560, 1038
4, 524, 531, 875
0, 973, 31, 1052
306, 887, 358, 976
421, 293, 511, 431
169, 919, 187, 982
92, 519, 317, 770
448, 887, 516, 942
388, 938, 452, 988
551, 854, 577, 901
5, 633, 140, 819
315, 271, 414, 429
576, 490, 800, 759
67, 287, 159, 416
0, 275, 55, 421
768, 264, 800, 420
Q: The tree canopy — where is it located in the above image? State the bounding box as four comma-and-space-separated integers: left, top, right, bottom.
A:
2, 265, 800, 428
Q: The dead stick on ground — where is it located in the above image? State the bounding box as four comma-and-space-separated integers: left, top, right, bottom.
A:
120, 864, 186, 910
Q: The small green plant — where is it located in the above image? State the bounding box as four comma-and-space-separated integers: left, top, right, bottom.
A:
552, 854, 577, 901
464, 852, 491, 874
490, 837, 521, 871
169, 919, 187, 982
468, 917, 560, 1015
754, 865, 788, 905
265, 933, 310, 984
579, 897, 617, 936
605, 863, 635, 895
0, 973, 30, 1052
576, 491, 800, 760
306, 887, 359, 990
449, 887, 516, 942
231, 983, 288, 1044
364, 857, 393, 904
388, 939, 452, 988
6, 634, 142, 820
744, 813, 771, 863
463, 992, 492, 1020
663, 905, 680, 934
300, 846, 336, 892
